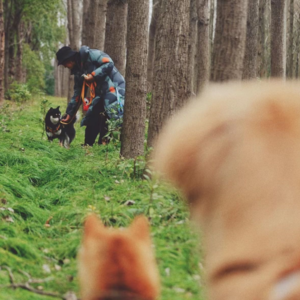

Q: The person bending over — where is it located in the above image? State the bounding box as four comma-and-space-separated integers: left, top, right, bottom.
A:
56, 45, 125, 146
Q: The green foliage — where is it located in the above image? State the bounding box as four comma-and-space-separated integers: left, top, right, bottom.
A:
0, 97, 204, 300
23, 44, 46, 93
5, 82, 32, 103
44, 65, 55, 96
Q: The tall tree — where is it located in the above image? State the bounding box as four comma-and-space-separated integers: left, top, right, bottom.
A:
257, 0, 271, 78
15, 21, 24, 82
243, 0, 260, 79
94, 0, 107, 50
196, 0, 210, 93
147, 0, 159, 92
121, 0, 149, 158
287, 0, 294, 78
104, 0, 128, 76
67, 0, 81, 101
82, 0, 90, 46
147, 0, 190, 148
270, 0, 286, 77
188, 0, 198, 95
0, 0, 4, 105
210, 0, 248, 81
83, 0, 97, 47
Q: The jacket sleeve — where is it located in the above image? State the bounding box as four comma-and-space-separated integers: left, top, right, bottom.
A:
66, 74, 83, 117
91, 55, 114, 80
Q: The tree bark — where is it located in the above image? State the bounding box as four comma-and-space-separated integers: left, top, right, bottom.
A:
121, 0, 149, 158
0, 0, 4, 104
85, 0, 98, 47
147, 0, 190, 148
243, 0, 260, 79
210, 0, 248, 82
287, 0, 294, 78
147, 0, 159, 92
82, 0, 90, 46
197, 0, 210, 93
94, 0, 107, 50
270, 0, 286, 78
188, 0, 198, 95
104, 0, 128, 76
67, 0, 81, 102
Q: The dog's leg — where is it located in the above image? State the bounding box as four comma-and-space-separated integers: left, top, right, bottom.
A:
63, 135, 70, 149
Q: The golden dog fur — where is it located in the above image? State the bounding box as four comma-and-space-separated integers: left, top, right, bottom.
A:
153, 80, 300, 300
78, 214, 160, 300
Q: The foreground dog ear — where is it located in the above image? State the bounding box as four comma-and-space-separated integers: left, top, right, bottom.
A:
83, 214, 105, 239
56, 106, 60, 110
130, 215, 151, 242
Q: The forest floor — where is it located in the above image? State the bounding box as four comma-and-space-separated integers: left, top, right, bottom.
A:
0, 96, 203, 300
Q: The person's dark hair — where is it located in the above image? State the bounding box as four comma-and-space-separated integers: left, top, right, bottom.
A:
56, 46, 77, 66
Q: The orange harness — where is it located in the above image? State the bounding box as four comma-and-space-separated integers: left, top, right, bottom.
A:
60, 80, 96, 125
46, 123, 61, 134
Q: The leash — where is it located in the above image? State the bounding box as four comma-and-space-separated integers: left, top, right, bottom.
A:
60, 78, 97, 125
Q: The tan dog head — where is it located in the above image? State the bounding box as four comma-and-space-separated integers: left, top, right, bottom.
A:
78, 214, 160, 300
153, 80, 300, 300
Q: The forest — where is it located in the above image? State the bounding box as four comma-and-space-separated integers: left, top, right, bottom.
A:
0, 0, 296, 300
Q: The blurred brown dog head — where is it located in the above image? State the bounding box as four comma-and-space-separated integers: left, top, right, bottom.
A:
153, 80, 300, 300
78, 214, 160, 300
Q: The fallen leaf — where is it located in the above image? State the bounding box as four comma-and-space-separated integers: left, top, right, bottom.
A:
43, 264, 51, 273
55, 265, 61, 271
45, 216, 53, 227
4, 216, 14, 223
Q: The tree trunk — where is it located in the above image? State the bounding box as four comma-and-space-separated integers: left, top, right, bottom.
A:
15, 21, 24, 83
197, 0, 210, 93
210, 0, 248, 82
82, 0, 90, 46
121, 0, 149, 158
104, 0, 128, 76
147, 0, 159, 92
188, 0, 198, 95
257, 0, 270, 78
0, 0, 4, 104
85, 0, 98, 47
287, 0, 294, 78
243, 0, 260, 79
67, 0, 81, 102
270, 0, 286, 78
94, 0, 107, 50
209, 0, 216, 53
147, 0, 190, 148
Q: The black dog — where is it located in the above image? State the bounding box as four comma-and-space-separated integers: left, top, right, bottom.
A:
45, 106, 76, 148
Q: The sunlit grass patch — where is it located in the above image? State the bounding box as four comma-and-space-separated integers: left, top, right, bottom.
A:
0, 97, 204, 300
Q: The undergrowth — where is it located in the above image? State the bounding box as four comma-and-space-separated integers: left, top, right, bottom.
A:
0, 97, 203, 300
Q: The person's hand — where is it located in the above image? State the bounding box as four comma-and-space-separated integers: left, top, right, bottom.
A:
83, 73, 94, 83
62, 114, 70, 122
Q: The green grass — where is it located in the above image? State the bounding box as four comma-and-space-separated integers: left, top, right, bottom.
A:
0, 97, 204, 300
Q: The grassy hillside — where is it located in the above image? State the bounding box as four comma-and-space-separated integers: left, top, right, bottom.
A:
0, 96, 203, 300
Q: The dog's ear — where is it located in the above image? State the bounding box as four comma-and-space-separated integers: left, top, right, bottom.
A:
56, 106, 60, 110
130, 215, 151, 242
83, 214, 105, 240
49, 107, 53, 110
